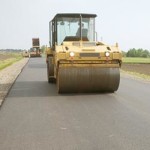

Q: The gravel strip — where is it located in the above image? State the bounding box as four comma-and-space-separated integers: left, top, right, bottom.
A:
0, 58, 29, 106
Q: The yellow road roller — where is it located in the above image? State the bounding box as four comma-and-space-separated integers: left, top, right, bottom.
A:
46, 13, 122, 93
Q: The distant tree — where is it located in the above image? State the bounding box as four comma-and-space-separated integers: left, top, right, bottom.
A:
141, 50, 150, 58
137, 49, 143, 57
126, 48, 150, 57
126, 48, 136, 57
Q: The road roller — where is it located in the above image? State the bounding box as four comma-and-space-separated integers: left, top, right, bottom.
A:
46, 13, 122, 93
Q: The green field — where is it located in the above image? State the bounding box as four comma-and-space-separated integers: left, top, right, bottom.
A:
122, 57, 150, 63
0, 52, 23, 70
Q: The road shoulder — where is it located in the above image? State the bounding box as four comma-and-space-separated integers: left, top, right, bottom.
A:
0, 58, 29, 106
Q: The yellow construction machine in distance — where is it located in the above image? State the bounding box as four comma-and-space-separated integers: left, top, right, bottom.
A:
29, 38, 41, 57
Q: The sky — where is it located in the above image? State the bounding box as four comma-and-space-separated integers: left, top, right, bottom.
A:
0, 0, 150, 51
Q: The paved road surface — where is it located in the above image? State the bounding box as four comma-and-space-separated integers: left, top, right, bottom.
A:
0, 58, 150, 150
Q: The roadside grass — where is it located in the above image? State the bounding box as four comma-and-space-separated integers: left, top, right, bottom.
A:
122, 57, 150, 64
0, 53, 23, 70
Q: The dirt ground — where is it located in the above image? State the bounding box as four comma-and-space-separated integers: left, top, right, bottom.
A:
121, 63, 150, 76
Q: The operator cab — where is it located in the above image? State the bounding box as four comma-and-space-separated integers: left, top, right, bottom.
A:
49, 13, 97, 47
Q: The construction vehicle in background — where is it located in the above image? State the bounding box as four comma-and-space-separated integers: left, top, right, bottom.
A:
22, 50, 29, 57
29, 38, 41, 57
46, 13, 122, 93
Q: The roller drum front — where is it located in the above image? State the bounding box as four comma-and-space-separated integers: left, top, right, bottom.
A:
57, 66, 120, 93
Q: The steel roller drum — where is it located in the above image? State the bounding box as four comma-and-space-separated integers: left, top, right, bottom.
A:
57, 66, 120, 93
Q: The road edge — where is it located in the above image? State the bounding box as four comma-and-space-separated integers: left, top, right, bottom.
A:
0, 58, 29, 107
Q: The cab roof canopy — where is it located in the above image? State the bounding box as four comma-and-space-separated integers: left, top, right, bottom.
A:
52, 13, 97, 20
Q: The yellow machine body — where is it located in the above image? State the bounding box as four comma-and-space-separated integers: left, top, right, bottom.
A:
22, 50, 29, 57
46, 13, 122, 93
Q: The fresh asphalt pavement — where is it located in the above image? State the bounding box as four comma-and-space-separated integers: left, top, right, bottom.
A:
0, 57, 150, 150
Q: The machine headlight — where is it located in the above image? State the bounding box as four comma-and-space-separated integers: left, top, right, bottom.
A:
105, 51, 110, 57
70, 52, 75, 57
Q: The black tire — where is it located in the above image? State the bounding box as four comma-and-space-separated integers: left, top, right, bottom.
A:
47, 57, 55, 83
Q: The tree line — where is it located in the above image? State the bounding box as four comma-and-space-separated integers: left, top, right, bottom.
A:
122, 48, 150, 58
